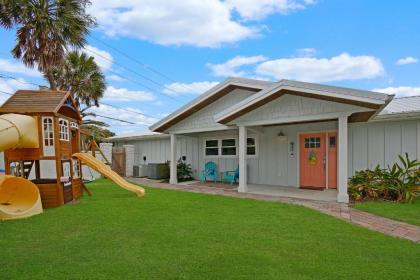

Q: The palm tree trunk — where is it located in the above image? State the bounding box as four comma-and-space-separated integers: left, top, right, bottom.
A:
46, 70, 57, 90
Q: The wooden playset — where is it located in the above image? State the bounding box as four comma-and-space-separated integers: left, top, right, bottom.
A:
0, 89, 145, 220
0, 90, 84, 208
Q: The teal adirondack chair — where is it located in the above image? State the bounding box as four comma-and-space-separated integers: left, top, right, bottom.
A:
222, 166, 239, 185
200, 161, 218, 182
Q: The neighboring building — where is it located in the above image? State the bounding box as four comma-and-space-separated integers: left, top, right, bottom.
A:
106, 77, 420, 203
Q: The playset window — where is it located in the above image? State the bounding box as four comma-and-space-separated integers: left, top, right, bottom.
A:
42, 117, 54, 146
72, 159, 81, 179
59, 119, 69, 141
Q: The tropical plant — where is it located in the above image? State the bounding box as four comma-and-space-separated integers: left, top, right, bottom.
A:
349, 153, 420, 203
51, 51, 106, 108
0, 0, 95, 89
177, 159, 193, 182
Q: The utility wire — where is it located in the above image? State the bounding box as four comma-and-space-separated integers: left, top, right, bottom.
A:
90, 114, 135, 124
0, 74, 159, 120
90, 35, 193, 92
0, 89, 143, 125
84, 47, 190, 102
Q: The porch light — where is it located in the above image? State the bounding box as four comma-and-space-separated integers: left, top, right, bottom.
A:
182, 155, 186, 161
289, 141, 295, 158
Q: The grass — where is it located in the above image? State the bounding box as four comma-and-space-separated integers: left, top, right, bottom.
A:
0, 179, 419, 280
354, 199, 420, 226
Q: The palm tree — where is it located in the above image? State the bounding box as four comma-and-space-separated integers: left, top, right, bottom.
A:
51, 51, 106, 109
50, 50, 110, 143
0, 0, 95, 89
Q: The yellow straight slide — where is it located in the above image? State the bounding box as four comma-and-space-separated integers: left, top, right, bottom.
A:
73, 153, 145, 197
0, 175, 43, 220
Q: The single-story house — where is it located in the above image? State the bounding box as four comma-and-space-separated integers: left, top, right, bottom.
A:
106, 77, 420, 203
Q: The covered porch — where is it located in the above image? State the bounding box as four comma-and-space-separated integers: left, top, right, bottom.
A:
167, 116, 349, 203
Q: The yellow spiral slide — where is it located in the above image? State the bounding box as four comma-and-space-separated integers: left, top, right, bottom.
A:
0, 114, 43, 220
72, 153, 145, 197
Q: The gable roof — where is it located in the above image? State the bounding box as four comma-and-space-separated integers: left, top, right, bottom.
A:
215, 79, 394, 124
0, 90, 81, 120
150, 77, 274, 132
105, 131, 169, 142
374, 96, 420, 120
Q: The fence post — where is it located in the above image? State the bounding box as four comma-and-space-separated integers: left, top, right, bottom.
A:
123, 145, 135, 177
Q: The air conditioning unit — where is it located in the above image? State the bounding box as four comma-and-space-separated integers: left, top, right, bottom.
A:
148, 163, 169, 179
133, 165, 151, 178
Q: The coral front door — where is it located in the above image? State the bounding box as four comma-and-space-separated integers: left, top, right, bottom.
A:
300, 133, 326, 189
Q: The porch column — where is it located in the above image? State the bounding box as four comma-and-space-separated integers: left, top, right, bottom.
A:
238, 126, 248, 192
337, 116, 349, 203
170, 134, 178, 184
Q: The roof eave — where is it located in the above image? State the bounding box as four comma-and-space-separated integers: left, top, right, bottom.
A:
215, 84, 389, 124
149, 77, 270, 132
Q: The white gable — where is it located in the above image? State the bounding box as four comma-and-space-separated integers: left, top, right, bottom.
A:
232, 94, 374, 126
167, 88, 255, 133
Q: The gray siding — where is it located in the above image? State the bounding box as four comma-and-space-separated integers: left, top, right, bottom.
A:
348, 119, 420, 174
234, 94, 370, 125
112, 119, 420, 187
168, 88, 255, 133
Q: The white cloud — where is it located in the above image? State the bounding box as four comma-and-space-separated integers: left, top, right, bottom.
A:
396, 56, 418, 65
0, 59, 41, 77
89, 0, 258, 47
83, 45, 113, 71
256, 53, 384, 82
296, 48, 317, 57
208, 55, 267, 77
372, 86, 420, 98
0, 78, 34, 105
103, 86, 155, 102
107, 74, 125, 82
163, 81, 219, 96
89, 0, 316, 47
226, 0, 316, 20
88, 104, 158, 132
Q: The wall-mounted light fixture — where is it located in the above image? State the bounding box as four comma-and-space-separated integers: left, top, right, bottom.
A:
289, 141, 295, 158
182, 155, 186, 161
143, 156, 147, 163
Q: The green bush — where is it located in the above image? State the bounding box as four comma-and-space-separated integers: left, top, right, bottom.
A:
349, 153, 420, 203
177, 159, 193, 182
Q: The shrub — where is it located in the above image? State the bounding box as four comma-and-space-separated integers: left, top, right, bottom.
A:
177, 159, 193, 182
349, 153, 420, 203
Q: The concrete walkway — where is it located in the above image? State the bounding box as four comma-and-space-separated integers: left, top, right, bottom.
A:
128, 178, 420, 243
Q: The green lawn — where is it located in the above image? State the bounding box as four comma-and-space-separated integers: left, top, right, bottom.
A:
354, 200, 420, 226
1, 179, 419, 280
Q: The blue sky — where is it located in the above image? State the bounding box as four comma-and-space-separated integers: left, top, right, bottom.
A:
1, 0, 419, 134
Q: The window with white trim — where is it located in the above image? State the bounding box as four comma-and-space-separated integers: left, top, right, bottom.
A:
59, 119, 69, 141
42, 117, 54, 147
221, 139, 236, 156
247, 137, 257, 156
72, 159, 81, 179
205, 139, 219, 156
